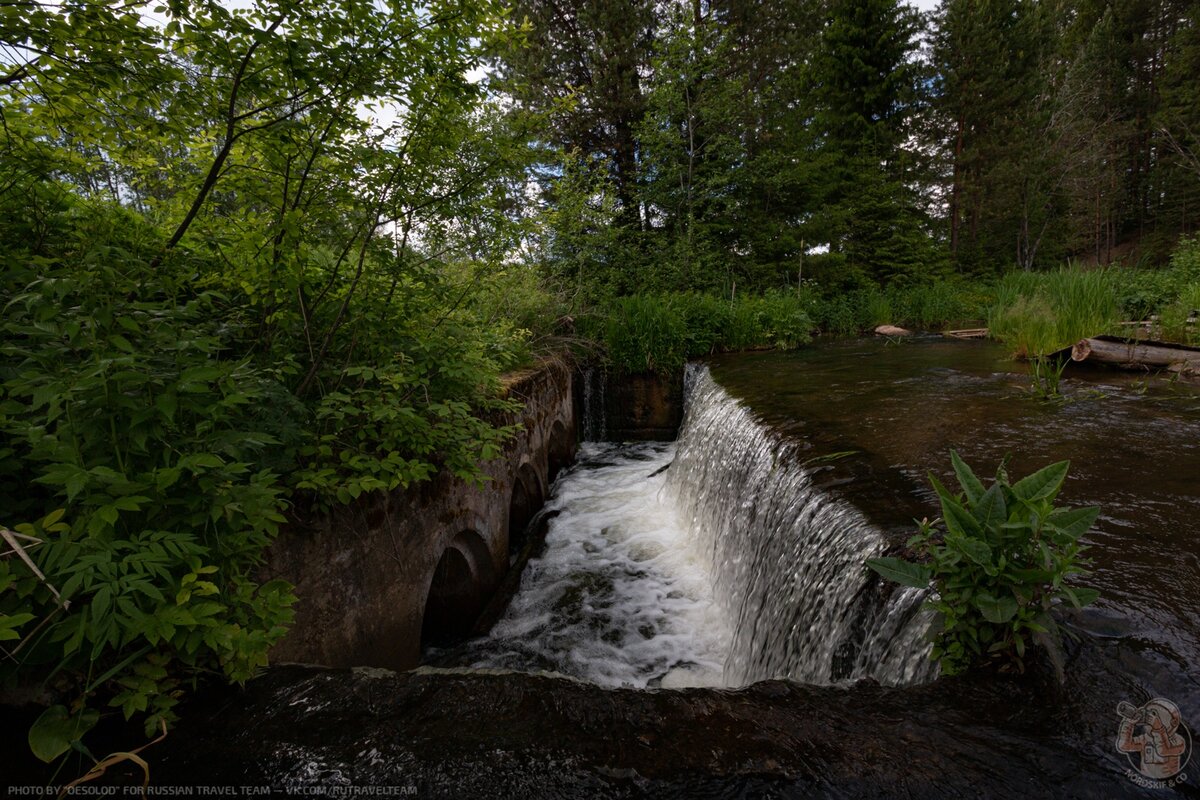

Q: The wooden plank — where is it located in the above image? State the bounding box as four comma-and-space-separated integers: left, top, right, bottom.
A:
943, 328, 989, 339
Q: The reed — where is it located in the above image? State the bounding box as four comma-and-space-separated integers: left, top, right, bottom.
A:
596, 294, 689, 374
594, 291, 814, 374
987, 267, 1121, 357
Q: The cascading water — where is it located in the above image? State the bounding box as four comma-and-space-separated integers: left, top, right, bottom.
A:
666, 364, 935, 686
458, 363, 934, 689
462, 442, 731, 688
580, 366, 607, 442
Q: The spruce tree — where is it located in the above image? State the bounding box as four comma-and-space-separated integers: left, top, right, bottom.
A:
1156, 3, 1200, 238
813, 0, 933, 285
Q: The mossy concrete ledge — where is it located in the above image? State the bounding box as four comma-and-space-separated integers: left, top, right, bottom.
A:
264, 358, 576, 670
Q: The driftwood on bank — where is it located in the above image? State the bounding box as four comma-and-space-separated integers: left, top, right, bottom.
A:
943, 328, 989, 339
1069, 335, 1200, 374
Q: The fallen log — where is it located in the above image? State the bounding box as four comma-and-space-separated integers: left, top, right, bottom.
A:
1070, 335, 1200, 374
874, 324, 912, 337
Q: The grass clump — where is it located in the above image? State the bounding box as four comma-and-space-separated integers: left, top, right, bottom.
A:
988, 267, 1121, 357
587, 291, 813, 374
596, 295, 691, 374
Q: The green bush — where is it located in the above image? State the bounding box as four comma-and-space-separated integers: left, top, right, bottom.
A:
1157, 299, 1193, 343
1168, 234, 1200, 278
0, 195, 531, 759
724, 291, 814, 350
1115, 269, 1179, 321
1, 249, 299, 741
677, 293, 734, 355
443, 260, 567, 366
810, 292, 872, 336
1107, 237, 1200, 323
868, 453, 1100, 677
0, 0, 539, 764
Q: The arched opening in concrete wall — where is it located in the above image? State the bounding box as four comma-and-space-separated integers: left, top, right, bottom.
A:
420, 530, 496, 648
507, 462, 544, 559
547, 419, 574, 484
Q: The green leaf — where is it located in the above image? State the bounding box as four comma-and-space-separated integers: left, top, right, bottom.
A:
927, 473, 957, 505
951, 450, 985, 505
180, 365, 224, 384
0, 612, 35, 641
156, 393, 178, 422
28, 705, 100, 763
186, 454, 224, 470
866, 557, 932, 589
1047, 505, 1100, 541
1062, 586, 1100, 609
940, 493, 982, 538
972, 482, 1006, 528
954, 536, 992, 567
35, 463, 90, 502
156, 467, 182, 490
92, 585, 112, 618
1011, 460, 1070, 502
974, 592, 1019, 624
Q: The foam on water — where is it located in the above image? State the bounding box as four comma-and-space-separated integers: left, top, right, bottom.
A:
466, 442, 732, 688
458, 366, 935, 690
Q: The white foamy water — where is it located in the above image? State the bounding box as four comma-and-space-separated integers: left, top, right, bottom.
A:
665, 365, 936, 687
465, 442, 732, 688
455, 366, 935, 690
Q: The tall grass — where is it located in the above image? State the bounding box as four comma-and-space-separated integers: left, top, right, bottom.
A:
595, 294, 689, 374
588, 239, 1200, 373
803, 282, 987, 336
893, 282, 986, 329
988, 267, 1121, 356
588, 291, 813, 374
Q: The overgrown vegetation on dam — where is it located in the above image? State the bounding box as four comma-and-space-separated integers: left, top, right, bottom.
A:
2, 0, 1199, 783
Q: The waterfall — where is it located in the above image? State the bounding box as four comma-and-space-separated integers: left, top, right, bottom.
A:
580, 366, 607, 442
458, 442, 731, 689
665, 364, 936, 687
456, 363, 934, 690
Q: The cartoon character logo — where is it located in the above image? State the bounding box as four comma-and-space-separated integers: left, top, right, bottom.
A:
1116, 698, 1192, 780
